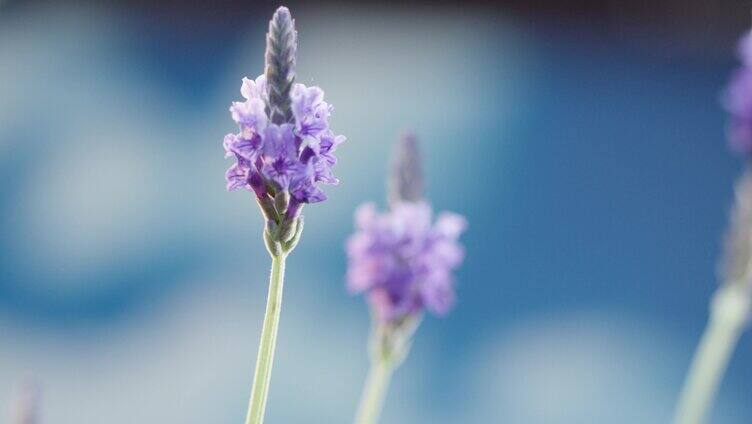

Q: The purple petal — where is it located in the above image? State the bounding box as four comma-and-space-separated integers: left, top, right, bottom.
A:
225, 163, 249, 191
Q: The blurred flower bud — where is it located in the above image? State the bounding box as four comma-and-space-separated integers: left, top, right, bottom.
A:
388, 133, 424, 205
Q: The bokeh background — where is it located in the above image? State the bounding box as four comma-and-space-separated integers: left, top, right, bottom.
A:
2, 0, 752, 422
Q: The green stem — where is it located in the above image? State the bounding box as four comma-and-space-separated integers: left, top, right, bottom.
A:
245, 253, 287, 424
354, 358, 394, 424
673, 285, 750, 424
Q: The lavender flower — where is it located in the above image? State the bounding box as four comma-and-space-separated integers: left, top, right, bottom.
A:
347, 201, 467, 323
221, 7, 344, 424
723, 30, 752, 155
350, 134, 467, 424
348, 134, 465, 324
674, 28, 752, 424
223, 7, 345, 247
224, 77, 343, 207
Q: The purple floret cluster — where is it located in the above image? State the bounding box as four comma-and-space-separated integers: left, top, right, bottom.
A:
724, 31, 752, 155
346, 201, 467, 323
224, 75, 345, 210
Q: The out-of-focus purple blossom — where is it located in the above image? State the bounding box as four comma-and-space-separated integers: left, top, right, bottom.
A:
723, 30, 752, 155
346, 201, 467, 323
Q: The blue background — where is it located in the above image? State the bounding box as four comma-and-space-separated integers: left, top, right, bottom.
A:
0, 2, 750, 423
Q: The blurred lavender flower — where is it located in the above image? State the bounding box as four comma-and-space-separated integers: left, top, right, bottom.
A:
674, 28, 752, 424
349, 134, 465, 324
349, 134, 466, 424
347, 201, 466, 322
220, 7, 344, 424
723, 30, 752, 154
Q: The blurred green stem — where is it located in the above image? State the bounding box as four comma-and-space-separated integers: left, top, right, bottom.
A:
355, 357, 394, 424
673, 285, 750, 424
245, 253, 286, 424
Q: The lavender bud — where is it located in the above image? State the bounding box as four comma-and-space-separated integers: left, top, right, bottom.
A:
720, 166, 752, 288
256, 194, 278, 222
264, 222, 283, 257
388, 133, 424, 205
277, 215, 298, 243
371, 315, 420, 365
265, 6, 297, 125
274, 189, 290, 215
282, 216, 304, 253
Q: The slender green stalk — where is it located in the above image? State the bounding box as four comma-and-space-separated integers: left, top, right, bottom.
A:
673, 285, 750, 424
355, 358, 394, 424
245, 253, 287, 424
353, 316, 419, 424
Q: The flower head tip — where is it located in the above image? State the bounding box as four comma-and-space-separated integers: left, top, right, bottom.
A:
265, 6, 297, 125
388, 133, 424, 205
